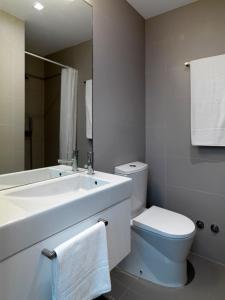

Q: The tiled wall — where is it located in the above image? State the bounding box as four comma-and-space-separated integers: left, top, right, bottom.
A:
146, 0, 225, 264
0, 10, 25, 174
92, 0, 146, 172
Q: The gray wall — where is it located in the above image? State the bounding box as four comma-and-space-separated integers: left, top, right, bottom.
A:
146, 0, 225, 264
25, 55, 45, 170
0, 10, 25, 174
92, 0, 145, 173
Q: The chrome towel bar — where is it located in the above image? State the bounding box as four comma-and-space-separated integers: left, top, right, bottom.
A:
41, 218, 108, 260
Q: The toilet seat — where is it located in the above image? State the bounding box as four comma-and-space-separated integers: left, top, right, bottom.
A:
133, 206, 196, 239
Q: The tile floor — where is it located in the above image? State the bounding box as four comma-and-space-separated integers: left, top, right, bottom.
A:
102, 255, 225, 300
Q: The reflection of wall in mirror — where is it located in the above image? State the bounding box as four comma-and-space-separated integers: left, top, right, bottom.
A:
0, 10, 25, 174
25, 55, 45, 170
0, 9, 92, 173
25, 41, 92, 169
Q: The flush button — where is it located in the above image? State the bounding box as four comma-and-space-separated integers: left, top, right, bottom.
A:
129, 164, 136, 167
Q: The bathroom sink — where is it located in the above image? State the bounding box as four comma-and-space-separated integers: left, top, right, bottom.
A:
0, 165, 73, 191
6, 174, 109, 212
0, 170, 132, 262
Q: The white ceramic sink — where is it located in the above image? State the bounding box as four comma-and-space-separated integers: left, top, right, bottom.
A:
6, 174, 109, 212
0, 165, 73, 191
0, 170, 132, 262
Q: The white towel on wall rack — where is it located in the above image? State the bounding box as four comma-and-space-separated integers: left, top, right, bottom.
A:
51, 221, 111, 300
190, 54, 225, 146
85, 79, 93, 140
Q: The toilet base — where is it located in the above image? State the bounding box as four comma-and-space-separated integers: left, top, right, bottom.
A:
118, 226, 189, 288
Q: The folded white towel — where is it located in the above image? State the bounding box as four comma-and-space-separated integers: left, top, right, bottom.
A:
85, 79, 93, 140
52, 222, 111, 300
191, 54, 225, 146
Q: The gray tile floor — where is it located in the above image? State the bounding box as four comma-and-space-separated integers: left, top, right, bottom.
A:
103, 255, 225, 300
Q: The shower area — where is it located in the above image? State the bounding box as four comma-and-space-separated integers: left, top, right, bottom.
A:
25, 52, 78, 170
25, 40, 93, 171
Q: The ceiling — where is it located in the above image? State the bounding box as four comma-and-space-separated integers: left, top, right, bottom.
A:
0, 0, 92, 56
126, 0, 198, 19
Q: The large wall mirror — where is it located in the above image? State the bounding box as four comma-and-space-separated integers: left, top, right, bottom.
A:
0, 0, 93, 190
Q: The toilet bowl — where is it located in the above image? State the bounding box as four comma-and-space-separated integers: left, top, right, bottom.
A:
115, 162, 196, 287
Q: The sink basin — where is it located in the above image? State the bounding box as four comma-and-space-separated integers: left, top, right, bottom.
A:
0, 170, 132, 262
0, 166, 73, 191
7, 174, 109, 212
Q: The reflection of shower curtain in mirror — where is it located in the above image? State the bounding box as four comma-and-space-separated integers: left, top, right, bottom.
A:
60, 68, 78, 160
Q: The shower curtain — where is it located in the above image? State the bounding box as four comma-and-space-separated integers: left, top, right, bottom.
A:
60, 67, 78, 160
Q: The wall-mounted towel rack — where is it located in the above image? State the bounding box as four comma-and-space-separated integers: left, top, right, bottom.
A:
41, 218, 108, 260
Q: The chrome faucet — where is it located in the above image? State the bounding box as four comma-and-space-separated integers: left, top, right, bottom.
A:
58, 149, 79, 172
87, 151, 94, 175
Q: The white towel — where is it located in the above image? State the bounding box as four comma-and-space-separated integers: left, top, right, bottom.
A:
85, 79, 93, 139
52, 222, 111, 300
191, 54, 225, 146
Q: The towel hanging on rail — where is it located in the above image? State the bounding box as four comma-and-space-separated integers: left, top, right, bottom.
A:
50, 221, 111, 300
42, 219, 108, 260
85, 79, 93, 140
190, 54, 225, 146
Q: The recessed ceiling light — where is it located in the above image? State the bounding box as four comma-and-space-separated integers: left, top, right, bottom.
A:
33, 2, 44, 11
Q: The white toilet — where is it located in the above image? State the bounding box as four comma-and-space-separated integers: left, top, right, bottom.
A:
115, 162, 196, 288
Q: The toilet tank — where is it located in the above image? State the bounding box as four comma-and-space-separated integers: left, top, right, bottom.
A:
115, 162, 148, 218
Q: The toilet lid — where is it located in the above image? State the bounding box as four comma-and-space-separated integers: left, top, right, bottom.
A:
115, 162, 148, 175
133, 206, 196, 239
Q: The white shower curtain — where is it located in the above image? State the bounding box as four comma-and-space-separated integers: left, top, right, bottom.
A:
60, 67, 78, 160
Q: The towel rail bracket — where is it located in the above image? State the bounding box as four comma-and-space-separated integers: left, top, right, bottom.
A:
41, 218, 108, 260
42, 249, 57, 260
97, 218, 108, 226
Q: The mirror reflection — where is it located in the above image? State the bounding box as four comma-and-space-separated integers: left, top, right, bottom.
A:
0, 0, 93, 190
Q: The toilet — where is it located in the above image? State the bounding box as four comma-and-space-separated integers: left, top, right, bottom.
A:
115, 162, 196, 287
